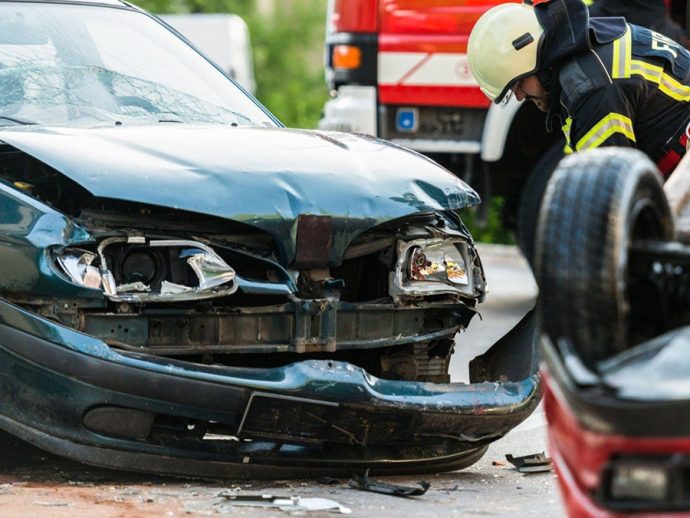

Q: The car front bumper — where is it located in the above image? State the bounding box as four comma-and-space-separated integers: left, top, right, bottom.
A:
0, 299, 541, 478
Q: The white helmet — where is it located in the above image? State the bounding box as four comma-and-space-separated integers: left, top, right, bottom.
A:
468, 2, 545, 103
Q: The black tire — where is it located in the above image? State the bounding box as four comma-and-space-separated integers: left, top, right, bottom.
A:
517, 139, 564, 266
535, 148, 673, 369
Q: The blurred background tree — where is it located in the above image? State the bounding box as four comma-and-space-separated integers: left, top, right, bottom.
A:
135, 0, 329, 128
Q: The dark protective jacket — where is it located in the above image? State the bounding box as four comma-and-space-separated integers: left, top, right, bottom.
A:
534, 0, 690, 176
557, 18, 690, 175
587, 0, 686, 45
587, 0, 666, 29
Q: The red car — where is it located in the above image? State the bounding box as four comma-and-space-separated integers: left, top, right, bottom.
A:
537, 146, 690, 515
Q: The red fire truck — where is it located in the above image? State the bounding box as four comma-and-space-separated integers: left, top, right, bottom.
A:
319, 0, 685, 260
319, 0, 560, 259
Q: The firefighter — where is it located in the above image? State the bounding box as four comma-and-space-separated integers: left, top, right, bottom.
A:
467, 0, 690, 176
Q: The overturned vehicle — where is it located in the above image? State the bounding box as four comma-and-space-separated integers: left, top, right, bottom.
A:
0, 0, 540, 478
537, 148, 690, 514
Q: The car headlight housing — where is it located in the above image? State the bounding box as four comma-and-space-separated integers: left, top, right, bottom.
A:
390, 239, 485, 302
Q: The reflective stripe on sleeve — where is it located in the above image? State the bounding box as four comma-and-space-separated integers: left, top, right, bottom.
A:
630, 59, 690, 101
575, 113, 636, 151
611, 27, 631, 79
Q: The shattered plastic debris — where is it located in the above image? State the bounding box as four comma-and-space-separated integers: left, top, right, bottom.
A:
117, 281, 151, 293
217, 493, 351, 514
348, 469, 430, 497
160, 280, 193, 294
505, 452, 553, 473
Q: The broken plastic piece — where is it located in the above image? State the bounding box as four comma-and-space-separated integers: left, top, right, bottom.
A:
181, 248, 236, 290
116, 281, 150, 293
160, 280, 193, 294
99, 267, 117, 296
505, 452, 553, 473
57, 251, 102, 289
218, 493, 351, 514
348, 469, 430, 497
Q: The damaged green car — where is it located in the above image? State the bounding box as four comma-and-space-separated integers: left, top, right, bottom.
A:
0, 0, 540, 478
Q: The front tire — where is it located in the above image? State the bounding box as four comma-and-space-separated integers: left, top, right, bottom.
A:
535, 148, 673, 369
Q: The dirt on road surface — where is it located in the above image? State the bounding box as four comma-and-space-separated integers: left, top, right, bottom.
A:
0, 428, 557, 518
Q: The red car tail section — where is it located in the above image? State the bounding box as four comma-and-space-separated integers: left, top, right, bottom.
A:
544, 369, 690, 517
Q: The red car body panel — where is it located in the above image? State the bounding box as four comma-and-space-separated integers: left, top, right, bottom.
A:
544, 368, 690, 517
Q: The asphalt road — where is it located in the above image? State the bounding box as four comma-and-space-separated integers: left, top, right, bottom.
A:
0, 244, 562, 517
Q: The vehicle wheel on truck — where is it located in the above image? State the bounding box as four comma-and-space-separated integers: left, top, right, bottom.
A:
517, 139, 564, 266
535, 147, 673, 370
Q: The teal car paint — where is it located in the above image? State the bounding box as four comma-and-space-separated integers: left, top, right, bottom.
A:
0, 0, 540, 477
0, 125, 480, 264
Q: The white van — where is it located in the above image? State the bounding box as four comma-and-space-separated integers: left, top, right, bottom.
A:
160, 14, 256, 94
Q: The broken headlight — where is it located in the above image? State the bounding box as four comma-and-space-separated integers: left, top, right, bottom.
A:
407, 243, 469, 286
56, 237, 238, 302
390, 238, 485, 301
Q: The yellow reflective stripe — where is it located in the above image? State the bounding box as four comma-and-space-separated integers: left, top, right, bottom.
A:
611, 27, 631, 79
630, 59, 690, 101
582, 0, 594, 5
561, 117, 574, 154
575, 113, 635, 151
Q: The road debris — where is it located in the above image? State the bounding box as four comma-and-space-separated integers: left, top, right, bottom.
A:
317, 477, 342, 485
348, 469, 430, 497
505, 452, 553, 473
492, 460, 506, 467
33, 501, 70, 507
217, 493, 351, 514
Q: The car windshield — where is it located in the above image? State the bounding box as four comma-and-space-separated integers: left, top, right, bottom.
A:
0, 2, 277, 127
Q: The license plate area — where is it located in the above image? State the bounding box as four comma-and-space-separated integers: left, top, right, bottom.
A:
383, 106, 486, 141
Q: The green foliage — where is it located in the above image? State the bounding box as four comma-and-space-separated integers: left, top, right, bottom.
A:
246, 2, 329, 128
134, 0, 329, 129
135, 0, 254, 16
462, 197, 515, 244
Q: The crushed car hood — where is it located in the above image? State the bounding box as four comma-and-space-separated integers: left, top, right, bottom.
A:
0, 125, 479, 263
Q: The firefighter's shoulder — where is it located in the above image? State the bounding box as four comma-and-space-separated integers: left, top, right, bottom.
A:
558, 50, 612, 113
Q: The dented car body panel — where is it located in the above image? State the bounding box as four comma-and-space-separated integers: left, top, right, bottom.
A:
0, 0, 539, 477
0, 125, 479, 265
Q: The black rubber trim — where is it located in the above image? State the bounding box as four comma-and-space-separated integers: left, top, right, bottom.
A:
326, 32, 377, 88
0, 412, 490, 479
542, 336, 690, 437
0, 323, 247, 414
